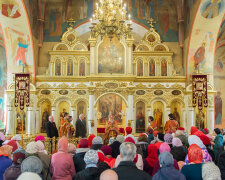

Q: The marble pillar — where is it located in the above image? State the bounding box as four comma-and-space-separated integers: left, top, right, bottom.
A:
27, 107, 35, 135
207, 108, 214, 133
181, 108, 186, 128
6, 107, 15, 135
35, 108, 40, 134
71, 107, 76, 128
90, 46, 95, 75
187, 107, 195, 134
88, 93, 95, 135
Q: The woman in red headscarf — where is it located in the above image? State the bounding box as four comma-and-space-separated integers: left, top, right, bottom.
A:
143, 144, 158, 176
181, 144, 203, 180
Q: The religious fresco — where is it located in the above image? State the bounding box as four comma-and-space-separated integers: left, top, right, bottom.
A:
79, 61, 85, 76
97, 94, 124, 125
137, 60, 143, 76
67, 59, 73, 76
98, 37, 125, 74
58, 101, 69, 121
136, 101, 145, 133
0, 0, 21, 19
195, 108, 205, 129
41, 101, 51, 133
43, 0, 178, 42
171, 101, 181, 126
200, 0, 225, 19
214, 18, 225, 128
16, 109, 26, 134
0, 28, 7, 129
77, 101, 87, 120
153, 101, 164, 131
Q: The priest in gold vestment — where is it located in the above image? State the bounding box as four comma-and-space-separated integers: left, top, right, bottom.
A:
104, 114, 119, 144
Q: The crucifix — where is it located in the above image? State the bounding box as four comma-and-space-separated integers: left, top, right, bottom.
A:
147, 17, 156, 29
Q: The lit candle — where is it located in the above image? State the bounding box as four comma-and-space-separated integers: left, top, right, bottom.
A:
128, 14, 131, 20
90, 18, 92, 23
121, 0, 122, 5
113, 10, 115, 16
124, 3, 126, 8
96, 3, 98, 10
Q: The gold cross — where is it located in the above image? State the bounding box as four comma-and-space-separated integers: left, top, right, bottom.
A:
147, 18, 156, 29
66, 18, 76, 28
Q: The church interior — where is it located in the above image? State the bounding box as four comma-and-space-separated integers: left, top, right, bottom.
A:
0, 0, 224, 138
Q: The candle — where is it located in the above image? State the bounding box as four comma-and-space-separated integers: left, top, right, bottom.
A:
90, 18, 92, 23
128, 14, 131, 20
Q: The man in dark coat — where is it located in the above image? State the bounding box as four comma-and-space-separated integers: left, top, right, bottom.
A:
113, 142, 151, 180
75, 114, 86, 138
45, 116, 58, 138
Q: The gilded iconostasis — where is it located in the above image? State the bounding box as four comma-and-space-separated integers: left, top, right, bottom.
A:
0, 0, 225, 135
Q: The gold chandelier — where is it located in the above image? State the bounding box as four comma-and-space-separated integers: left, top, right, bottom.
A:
89, 0, 133, 40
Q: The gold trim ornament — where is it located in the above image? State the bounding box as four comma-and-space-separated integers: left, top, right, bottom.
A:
15, 73, 30, 110
192, 75, 208, 110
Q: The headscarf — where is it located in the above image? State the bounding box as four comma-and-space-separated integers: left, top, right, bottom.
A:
21, 156, 43, 174
164, 133, 173, 144
188, 135, 205, 149
188, 144, 203, 164
191, 126, 198, 135
146, 144, 158, 167
124, 137, 135, 144
0, 145, 13, 157
79, 139, 89, 148
126, 134, 137, 144
202, 162, 221, 180
0, 132, 5, 141
100, 145, 112, 156
92, 136, 103, 145
204, 128, 209, 134
34, 135, 45, 142
110, 141, 121, 158
7, 140, 18, 152
68, 143, 76, 155
26, 142, 38, 154
97, 151, 105, 162
159, 143, 171, 154
58, 137, 68, 152
116, 135, 125, 143
194, 131, 210, 146
12, 135, 21, 141
88, 134, 95, 147
159, 151, 174, 167
172, 138, 183, 147
17, 172, 42, 180
84, 150, 99, 165
13, 148, 27, 164
126, 127, 132, 135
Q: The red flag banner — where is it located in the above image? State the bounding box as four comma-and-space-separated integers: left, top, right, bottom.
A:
15, 73, 30, 110
192, 75, 208, 110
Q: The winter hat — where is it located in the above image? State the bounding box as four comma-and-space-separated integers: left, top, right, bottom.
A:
84, 149, 99, 165
7, 140, 18, 152
164, 133, 173, 144
58, 137, 68, 153
92, 136, 103, 145
194, 131, 210, 146
100, 145, 112, 156
79, 139, 89, 148
178, 127, 185, 131
204, 128, 209, 134
26, 142, 38, 154
36, 141, 45, 153
68, 143, 76, 155
138, 135, 148, 143
35, 135, 45, 142
172, 137, 183, 147
97, 151, 105, 162
157, 133, 164, 142
13, 148, 27, 164
116, 135, 125, 143
191, 127, 198, 135
159, 151, 174, 167
126, 127, 132, 135
21, 156, 43, 174
88, 134, 95, 147
159, 143, 171, 154
124, 137, 135, 144
17, 172, 42, 180
110, 141, 121, 158
0, 132, 5, 141
12, 135, 21, 141
202, 162, 221, 180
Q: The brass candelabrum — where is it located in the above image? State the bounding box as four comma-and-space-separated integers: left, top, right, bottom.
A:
89, 0, 132, 40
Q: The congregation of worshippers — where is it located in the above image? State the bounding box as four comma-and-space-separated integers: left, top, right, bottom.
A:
0, 113, 224, 180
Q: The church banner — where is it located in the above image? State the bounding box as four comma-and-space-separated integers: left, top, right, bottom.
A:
192, 75, 208, 110
15, 73, 30, 110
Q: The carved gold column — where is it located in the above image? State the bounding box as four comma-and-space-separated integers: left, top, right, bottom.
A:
89, 38, 97, 75
127, 89, 135, 133
88, 88, 95, 135
126, 38, 134, 75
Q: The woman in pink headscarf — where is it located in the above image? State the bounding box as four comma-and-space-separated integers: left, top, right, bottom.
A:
152, 143, 179, 176
51, 137, 76, 180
